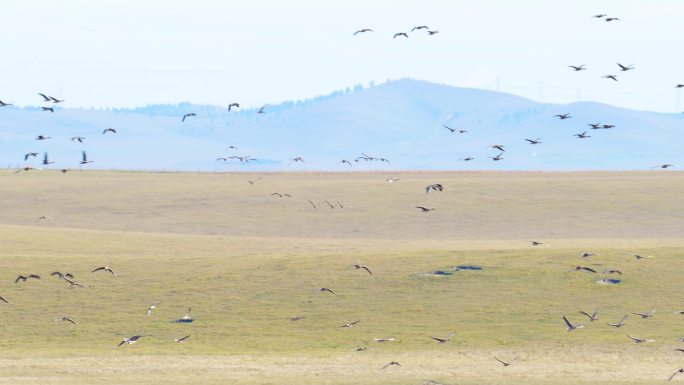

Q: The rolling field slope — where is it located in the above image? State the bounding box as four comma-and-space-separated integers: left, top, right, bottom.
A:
0, 170, 682, 384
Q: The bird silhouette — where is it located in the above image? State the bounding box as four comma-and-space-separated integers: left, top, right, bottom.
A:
602, 74, 618, 81
0, 100, 12, 106
425, 184, 444, 193
525, 138, 542, 144
319, 287, 337, 295
182, 113, 196, 122
42, 153, 54, 165
353, 28, 373, 35
416, 206, 435, 212
349, 264, 373, 275
228, 103, 240, 111
574, 131, 591, 139
92, 266, 117, 277
578, 308, 599, 321
489, 144, 505, 152
341, 320, 360, 328
632, 309, 656, 319
607, 315, 628, 327
174, 335, 191, 343
55, 316, 77, 325
24, 152, 38, 161
669, 368, 684, 382
430, 332, 454, 343
102, 128, 117, 134
36, 135, 51, 140
381, 361, 402, 369
80, 151, 93, 165
393, 32, 409, 38
117, 335, 142, 347
71, 136, 85, 143
568, 65, 586, 71
617, 63, 634, 71
562, 316, 584, 331
41, 107, 54, 113
554, 113, 571, 119
411, 26, 429, 32
15, 274, 40, 283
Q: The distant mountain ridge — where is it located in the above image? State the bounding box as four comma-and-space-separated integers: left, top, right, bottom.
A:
0, 79, 681, 171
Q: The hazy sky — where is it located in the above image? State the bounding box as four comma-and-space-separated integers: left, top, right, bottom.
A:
1, 0, 682, 111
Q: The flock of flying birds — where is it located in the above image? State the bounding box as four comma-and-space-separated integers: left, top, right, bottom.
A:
1, 12, 683, 382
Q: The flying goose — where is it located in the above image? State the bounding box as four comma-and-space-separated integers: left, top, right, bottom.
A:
602, 269, 622, 275
569, 65, 586, 71
174, 335, 191, 343
530, 241, 544, 246
578, 308, 599, 321
393, 32, 409, 38
411, 25, 429, 32
271, 193, 292, 198
427, 30, 439, 35
49, 96, 64, 103
592, 14, 607, 18
308, 199, 317, 209
0, 295, 8, 303
257, 105, 267, 114
289, 157, 305, 164
385, 177, 400, 182
15, 274, 40, 283
341, 320, 360, 328
182, 112, 196, 122
568, 266, 597, 273
92, 266, 117, 277
580, 252, 599, 258
632, 309, 655, 319
607, 315, 628, 327
36, 135, 51, 140
35, 215, 53, 221
180, 307, 193, 321
676, 84, 684, 88
627, 334, 654, 343
80, 151, 93, 165
525, 138, 542, 144
51, 272, 74, 280
64, 277, 87, 288
495, 357, 511, 367
226, 145, 238, 150
55, 316, 77, 325
425, 183, 444, 193
41, 107, 54, 113
353, 28, 373, 35
633, 254, 651, 259
588, 123, 602, 129
460, 156, 474, 161
617, 63, 634, 71
339, 160, 353, 166
415, 206, 435, 212
0, 100, 13, 106
215, 157, 228, 162
489, 153, 504, 161
349, 264, 373, 275
430, 332, 454, 343
602, 74, 618, 81
373, 337, 396, 342
117, 335, 142, 347
290, 316, 304, 322
228, 102, 240, 111
38, 93, 51, 102
574, 131, 591, 139
554, 113, 571, 119
325, 200, 335, 209
669, 368, 684, 381
652, 164, 677, 169
71, 136, 85, 143
147, 304, 158, 316
381, 361, 402, 369
489, 144, 505, 152
563, 316, 584, 331
24, 152, 38, 161
319, 287, 337, 295
605, 17, 620, 22
102, 128, 117, 134
42, 153, 54, 165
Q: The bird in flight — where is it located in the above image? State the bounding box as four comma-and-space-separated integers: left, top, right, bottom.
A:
51, 272, 74, 280
568, 266, 597, 273
15, 274, 41, 283
617, 63, 634, 71
562, 316, 584, 331
258, 105, 267, 114
652, 164, 677, 169
349, 264, 373, 275
676, 84, 684, 88
35, 215, 54, 222
393, 32, 409, 38
425, 183, 444, 194
92, 266, 117, 277
353, 28, 373, 35
411, 25, 429, 32
427, 30, 439, 35
605, 17, 620, 22
71, 136, 85, 143
568, 65, 586, 71
0, 100, 12, 106
530, 241, 544, 246
489, 153, 504, 161
460, 156, 474, 161
226, 145, 238, 150
385, 177, 400, 183
289, 157, 305, 164
627, 334, 654, 343
55, 316, 78, 325
24, 152, 38, 161
80, 151, 93, 165
416, 206, 435, 212
588, 123, 602, 129
669, 368, 684, 382
147, 304, 158, 316
554, 113, 571, 120
36, 135, 51, 140
489, 144, 505, 152
49, 96, 64, 103
578, 308, 599, 322
0, 295, 8, 304
228, 102, 240, 111
174, 335, 191, 343
38, 93, 52, 102
341, 320, 360, 328
592, 14, 607, 18
42, 153, 54, 165
602, 74, 618, 81
182, 113, 196, 122
607, 315, 628, 327
574, 131, 591, 139
430, 332, 454, 344
495, 357, 511, 367
525, 138, 542, 144
64, 277, 87, 289
271, 192, 292, 198
381, 361, 402, 370
117, 335, 142, 347
632, 309, 656, 319
602, 269, 622, 275
633, 254, 651, 260
580, 252, 599, 258
102, 128, 117, 134
339, 160, 353, 166
41, 107, 54, 113
319, 287, 337, 295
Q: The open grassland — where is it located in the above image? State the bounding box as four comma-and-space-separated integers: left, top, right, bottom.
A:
0, 170, 683, 384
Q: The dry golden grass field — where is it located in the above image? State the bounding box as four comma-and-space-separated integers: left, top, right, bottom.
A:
0, 170, 683, 384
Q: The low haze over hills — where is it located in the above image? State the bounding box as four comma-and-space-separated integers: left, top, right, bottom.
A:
1, 79, 681, 171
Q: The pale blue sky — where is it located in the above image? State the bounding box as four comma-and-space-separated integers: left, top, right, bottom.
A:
1, 0, 682, 111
